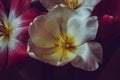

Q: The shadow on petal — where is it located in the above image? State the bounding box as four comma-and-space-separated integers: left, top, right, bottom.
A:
71, 42, 103, 71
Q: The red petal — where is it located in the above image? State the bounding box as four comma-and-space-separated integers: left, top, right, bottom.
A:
12, 8, 40, 41
17, 27, 29, 42
10, 0, 30, 17
0, 49, 7, 72
0, 1, 6, 20
15, 8, 40, 27
98, 15, 120, 39
7, 41, 30, 68
102, 15, 114, 23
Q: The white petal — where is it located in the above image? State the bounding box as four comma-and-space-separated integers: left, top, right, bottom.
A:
12, 27, 26, 38
75, 7, 91, 20
67, 15, 98, 45
39, 49, 76, 66
83, 16, 98, 41
27, 44, 40, 60
39, 0, 64, 10
0, 36, 7, 47
52, 4, 66, 10
81, 0, 101, 11
11, 16, 22, 28
28, 39, 77, 66
29, 15, 59, 48
47, 6, 76, 34
42, 15, 61, 37
60, 50, 77, 65
8, 10, 16, 22
28, 39, 57, 55
28, 39, 62, 64
8, 38, 20, 52
71, 42, 103, 71
28, 42, 62, 65
29, 7, 76, 48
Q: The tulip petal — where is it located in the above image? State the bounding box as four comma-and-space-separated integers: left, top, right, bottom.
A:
12, 27, 27, 40
0, 37, 7, 47
9, 0, 30, 17
59, 49, 77, 66
76, 7, 91, 20
81, 0, 101, 10
47, 6, 76, 34
28, 43, 63, 67
43, 49, 63, 66
36, 13, 61, 37
0, 0, 40, 71
28, 39, 57, 55
0, 1, 7, 22
11, 22, 29, 42
39, 0, 64, 10
7, 39, 28, 67
28, 39, 63, 65
28, 39, 77, 66
67, 15, 98, 45
11, 8, 39, 41
12, 8, 39, 28
29, 15, 57, 48
33, 48, 76, 66
71, 42, 103, 71
29, 6, 75, 48
16, 27, 29, 42
27, 43, 41, 60
0, 49, 7, 72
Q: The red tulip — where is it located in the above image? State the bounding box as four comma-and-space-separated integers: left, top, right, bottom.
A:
0, 0, 39, 72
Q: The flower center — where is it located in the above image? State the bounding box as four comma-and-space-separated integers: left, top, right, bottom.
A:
64, 0, 84, 9
55, 33, 76, 54
0, 22, 13, 42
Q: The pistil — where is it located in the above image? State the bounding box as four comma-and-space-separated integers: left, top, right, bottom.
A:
0, 23, 12, 42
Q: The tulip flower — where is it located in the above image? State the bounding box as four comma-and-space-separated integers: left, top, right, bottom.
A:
39, 0, 101, 11
28, 5, 103, 71
0, 0, 39, 72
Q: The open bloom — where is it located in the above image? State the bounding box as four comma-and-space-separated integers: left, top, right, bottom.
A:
63, 0, 101, 10
0, 0, 39, 72
28, 5, 103, 71
39, 0, 101, 11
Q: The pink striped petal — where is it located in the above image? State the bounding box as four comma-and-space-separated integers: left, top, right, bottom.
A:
13, 8, 40, 27
16, 27, 29, 42
7, 41, 29, 68
10, 0, 30, 17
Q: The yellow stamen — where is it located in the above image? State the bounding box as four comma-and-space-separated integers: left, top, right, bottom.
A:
0, 23, 13, 42
54, 33, 76, 59
64, 0, 84, 9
